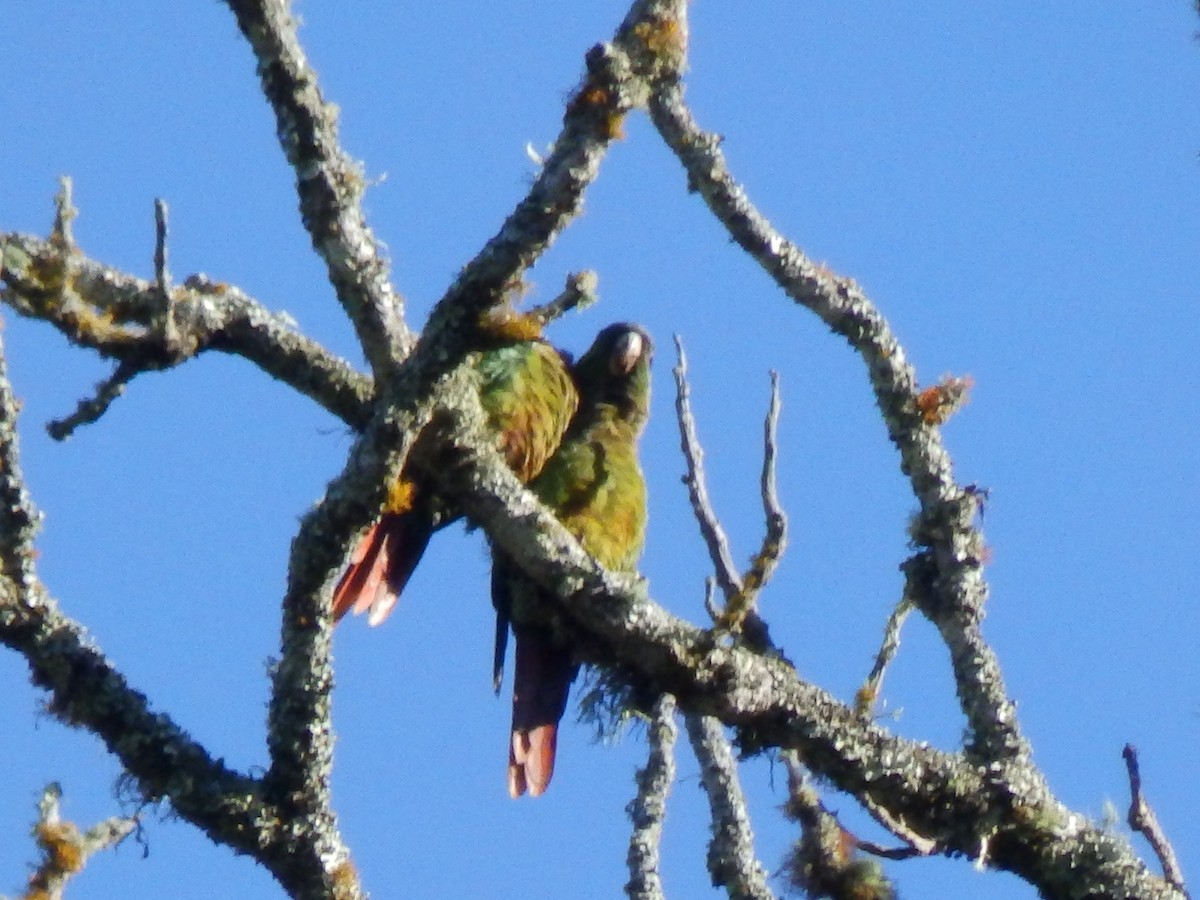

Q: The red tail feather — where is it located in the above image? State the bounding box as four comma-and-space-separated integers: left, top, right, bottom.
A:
507, 632, 577, 798
331, 513, 434, 627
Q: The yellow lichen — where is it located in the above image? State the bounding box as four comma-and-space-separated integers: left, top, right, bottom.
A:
330, 858, 362, 900
480, 306, 543, 343
633, 16, 687, 59
915, 374, 973, 425
384, 477, 417, 515
35, 820, 84, 873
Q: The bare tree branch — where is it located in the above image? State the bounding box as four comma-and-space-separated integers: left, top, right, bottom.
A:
745, 371, 786, 599
19, 783, 137, 900
673, 334, 741, 597
153, 198, 170, 293
0, 328, 321, 888
685, 714, 774, 900
1124, 745, 1188, 894
528, 270, 601, 328
782, 753, 897, 900
423, 0, 687, 339
626, 693, 678, 900
672, 336, 782, 653
223, 0, 412, 373
45, 360, 139, 441
855, 598, 915, 720
645, 25, 1018, 767
0, 230, 372, 430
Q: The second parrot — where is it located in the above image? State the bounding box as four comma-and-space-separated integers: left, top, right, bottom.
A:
332, 314, 579, 626
492, 322, 653, 798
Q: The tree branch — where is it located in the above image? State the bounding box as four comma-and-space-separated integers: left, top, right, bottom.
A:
645, 27, 1019, 766
223, 0, 412, 374
782, 753, 897, 900
0, 327, 300, 877
625, 693, 678, 900
45, 360, 140, 441
528, 270, 601, 328
673, 335, 741, 598
438, 295, 1184, 900
0, 230, 372, 431
418, 0, 689, 359
20, 783, 137, 900
1123, 745, 1188, 894
685, 714, 773, 899
855, 597, 915, 720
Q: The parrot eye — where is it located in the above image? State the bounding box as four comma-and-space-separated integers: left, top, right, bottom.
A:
609, 330, 645, 375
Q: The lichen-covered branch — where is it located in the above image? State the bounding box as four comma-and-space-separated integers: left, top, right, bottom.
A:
855, 597, 915, 720
781, 754, 896, 900
0, 228, 372, 431
645, 22, 1019, 766
0, 329, 306, 881
439, 380, 1183, 899
46, 359, 140, 441
684, 714, 773, 899
626, 693, 678, 900
222, 0, 412, 374
528, 270, 601, 328
425, 0, 687, 338
19, 783, 137, 900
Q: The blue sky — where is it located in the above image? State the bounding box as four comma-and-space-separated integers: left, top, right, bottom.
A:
2, 4, 1198, 898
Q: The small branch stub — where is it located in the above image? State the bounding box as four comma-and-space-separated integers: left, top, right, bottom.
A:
1122, 744, 1187, 894
22, 783, 137, 900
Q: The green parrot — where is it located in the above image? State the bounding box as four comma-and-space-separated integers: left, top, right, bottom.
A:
332, 312, 579, 626
492, 322, 652, 798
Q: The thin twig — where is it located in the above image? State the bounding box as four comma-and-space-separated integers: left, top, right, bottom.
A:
674, 337, 784, 647
46, 361, 140, 441
51, 177, 76, 250
703, 576, 720, 625
21, 783, 137, 900
528, 270, 601, 327
152, 198, 182, 355
673, 334, 740, 597
745, 370, 786, 595
855, 597, 915, 720
1123, 745, 1188, 894
153, 198, 170, 294
685, 713, 774, 900
625, 694, 678, 900
731, 371, 787, 647
855, 790, 940, 858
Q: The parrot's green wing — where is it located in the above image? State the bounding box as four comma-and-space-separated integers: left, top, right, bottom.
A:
333, 320, 578, 626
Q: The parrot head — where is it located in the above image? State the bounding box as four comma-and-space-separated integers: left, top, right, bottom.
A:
571, 322, 653, 432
